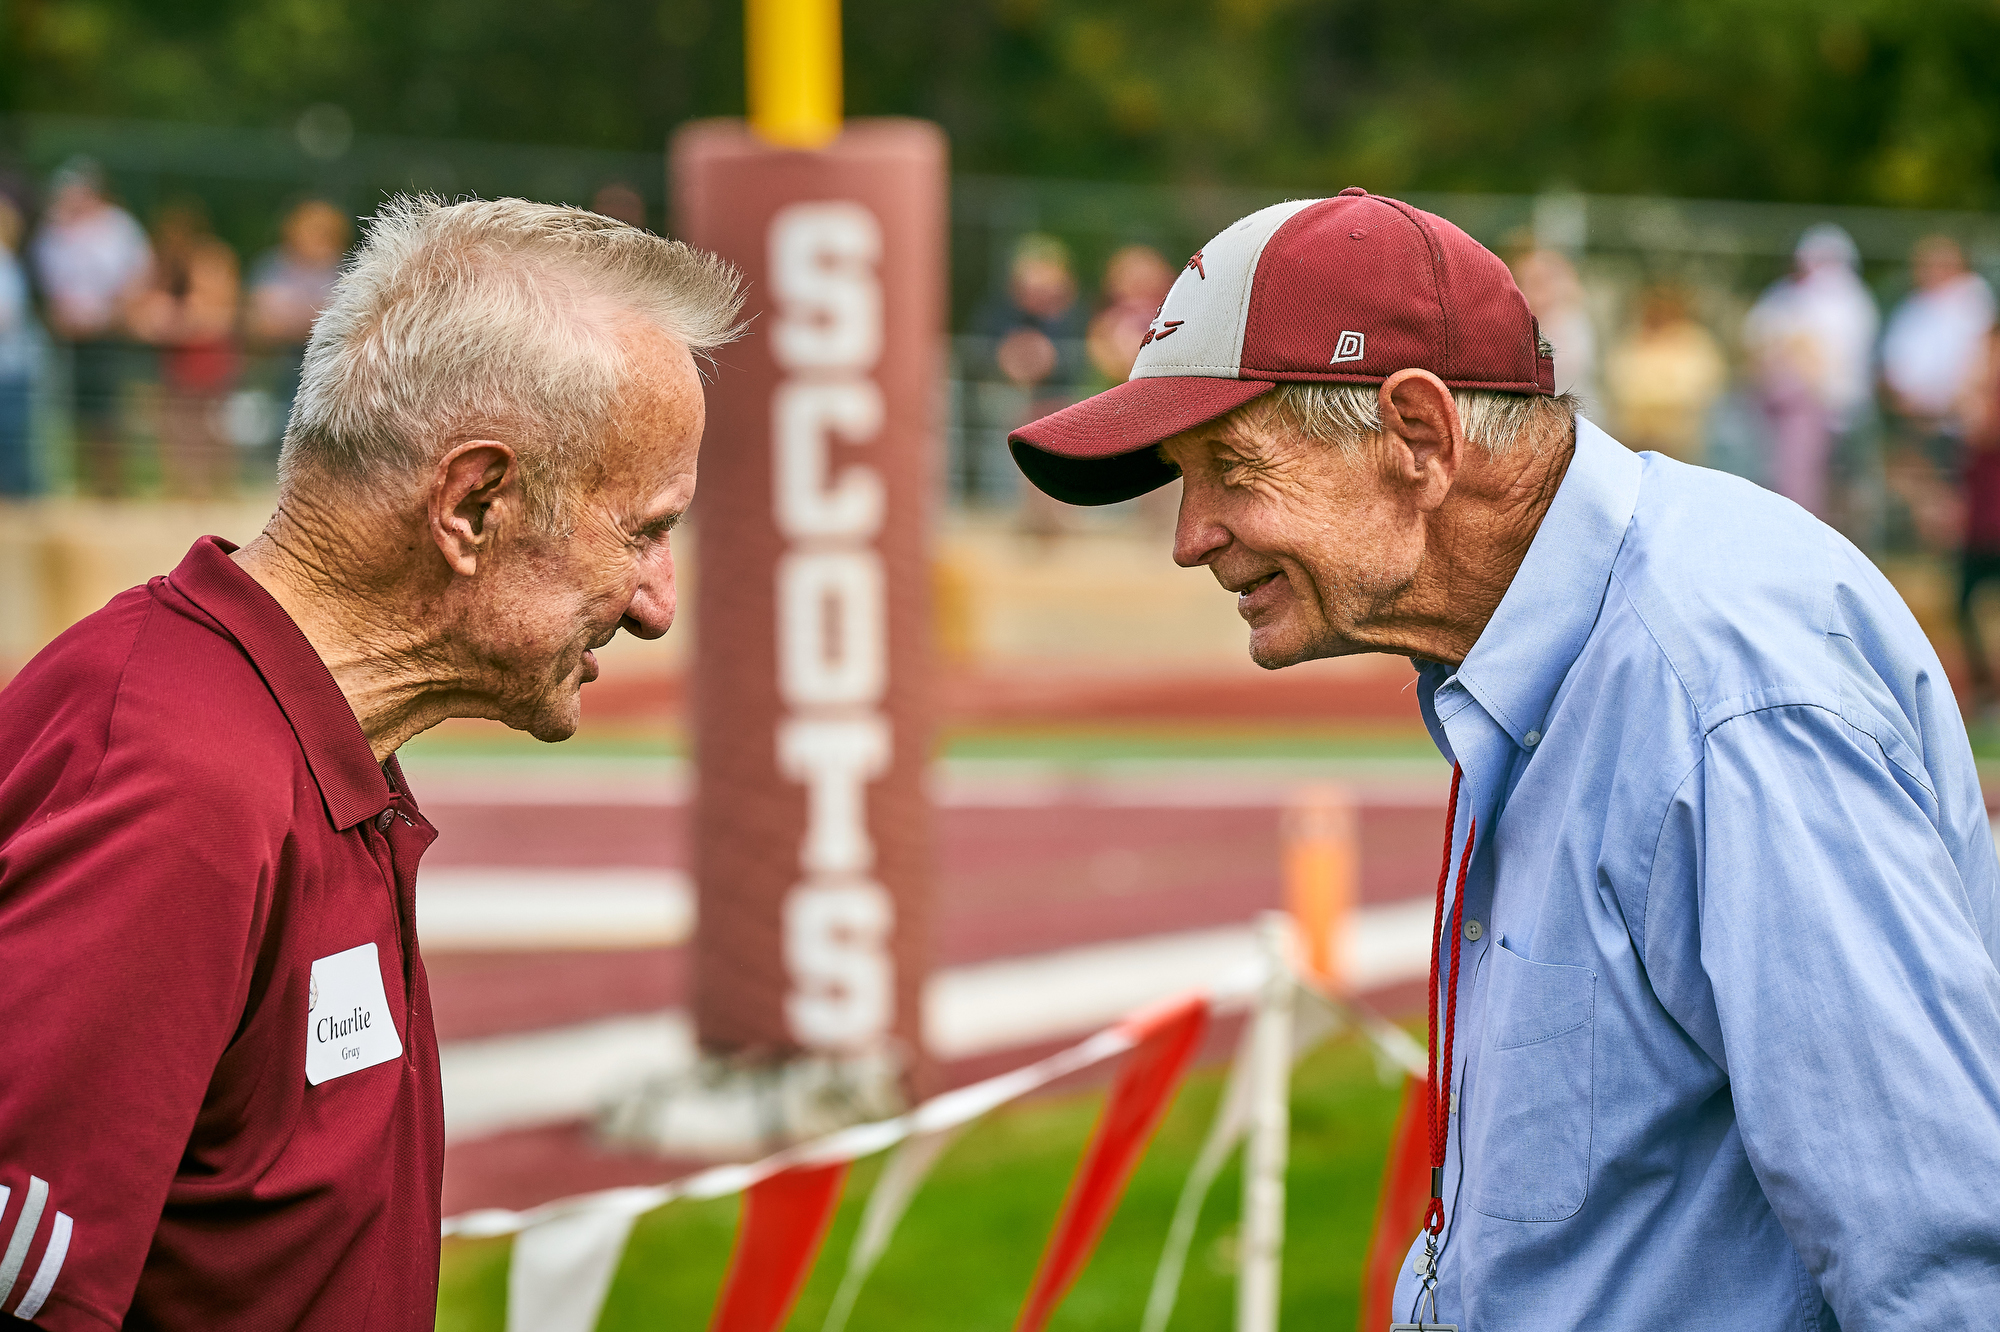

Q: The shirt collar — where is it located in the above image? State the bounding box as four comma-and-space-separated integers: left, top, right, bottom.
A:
166, 536, 391, 831
1450, 418, 1643, 749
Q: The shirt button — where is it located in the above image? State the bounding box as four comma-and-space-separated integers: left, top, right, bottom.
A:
1464, 918, 1484, 942
376, 809, 395, 831
1524, 729, 1541, 746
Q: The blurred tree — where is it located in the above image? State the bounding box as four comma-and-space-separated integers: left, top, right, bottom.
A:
1, 0, 746, 148
4, 0, 1998, 209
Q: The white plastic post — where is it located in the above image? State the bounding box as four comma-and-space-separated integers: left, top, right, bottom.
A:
1237, 914, 1296, 1332
1141, 1012, 1258, 1332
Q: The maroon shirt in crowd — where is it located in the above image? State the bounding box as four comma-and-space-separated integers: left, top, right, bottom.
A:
0, 537, 443, 1329
1966, 445, 2000, 553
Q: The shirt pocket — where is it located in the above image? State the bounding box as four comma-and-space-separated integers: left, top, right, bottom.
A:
1469, 937, 1596, 1222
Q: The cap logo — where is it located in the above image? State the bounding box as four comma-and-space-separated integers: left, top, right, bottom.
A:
1138, 319, 1184, 349
1331, 330, 1366, 364
1185, 250, 1206, 279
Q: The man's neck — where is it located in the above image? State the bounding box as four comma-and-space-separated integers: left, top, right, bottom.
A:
233, 507, 458, 763
1368, 429, 1576, 669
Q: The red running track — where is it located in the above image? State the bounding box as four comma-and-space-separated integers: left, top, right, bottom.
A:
420, 797, 1451, 1043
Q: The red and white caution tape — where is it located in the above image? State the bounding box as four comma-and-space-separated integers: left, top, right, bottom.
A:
1014, 993, 1210, 1332
819, 1125, 962, 1332
445, 923, 1424, 1332
505, 1206, 640, 1332
709, 1161, 851, 1332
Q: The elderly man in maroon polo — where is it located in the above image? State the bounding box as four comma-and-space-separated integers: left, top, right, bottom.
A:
0, 198, 740, 1330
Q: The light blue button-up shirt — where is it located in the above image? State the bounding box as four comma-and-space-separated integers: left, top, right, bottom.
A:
1392, 420, 2000, 1329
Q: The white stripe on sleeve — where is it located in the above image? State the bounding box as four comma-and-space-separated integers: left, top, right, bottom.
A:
0, 1176, 48, 1304
13, 1211, 72, 1320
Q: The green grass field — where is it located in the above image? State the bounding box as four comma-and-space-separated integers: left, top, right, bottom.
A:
401, 716, 1444, 767
436, 1033, 1408, 1332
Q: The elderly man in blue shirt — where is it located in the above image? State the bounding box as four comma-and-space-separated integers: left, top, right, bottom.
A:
1008, 190, 2000, 1329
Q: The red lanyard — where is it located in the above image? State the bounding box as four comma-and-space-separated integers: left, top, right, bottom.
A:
1424, 764, 1476, 1235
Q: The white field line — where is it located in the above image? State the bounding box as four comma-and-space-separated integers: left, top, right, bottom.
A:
415, 867, 1438, 959
437, 903, 1435, 1142
418, 869, 693, 951
443, 1011, 697, 1140
921, 901, 1433, 1059
921, 926, 1263, 1061
402, 760, 1451, 810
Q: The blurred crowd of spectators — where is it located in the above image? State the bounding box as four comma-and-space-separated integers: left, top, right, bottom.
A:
0, 157, 352, 500
974, 226, 1997, 548
1513, 226, 2000, 704
0, 164, 663, 504
10, 160, 2000, 698
1521, 229, 1998, 574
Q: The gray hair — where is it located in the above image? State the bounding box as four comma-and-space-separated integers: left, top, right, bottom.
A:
1244, 334, 1578, 457
281, 195, 745, 527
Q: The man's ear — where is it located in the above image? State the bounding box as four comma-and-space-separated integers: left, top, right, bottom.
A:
1376, 369, 1465, 511
430, 442, 518, 576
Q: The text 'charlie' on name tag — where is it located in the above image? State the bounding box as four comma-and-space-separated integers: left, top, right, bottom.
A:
306, 942, 403, 1085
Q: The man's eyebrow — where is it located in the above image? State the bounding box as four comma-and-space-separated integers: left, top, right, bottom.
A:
1155, 438, 1245, 475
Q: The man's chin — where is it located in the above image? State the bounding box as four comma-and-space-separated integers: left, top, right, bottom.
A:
525, 711, 582, 743
504, 685, 584, 743
1247, 626, 1310, 671
1246, 615, 1346, 671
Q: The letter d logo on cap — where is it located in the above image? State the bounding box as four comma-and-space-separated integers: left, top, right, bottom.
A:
1331, 330, 1365, 364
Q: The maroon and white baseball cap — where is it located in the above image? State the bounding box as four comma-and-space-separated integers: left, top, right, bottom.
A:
1009, 188, 1554, 504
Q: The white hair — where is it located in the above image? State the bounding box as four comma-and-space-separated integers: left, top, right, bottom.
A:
281, 195, 745, 527
1244, 334, 1579, 457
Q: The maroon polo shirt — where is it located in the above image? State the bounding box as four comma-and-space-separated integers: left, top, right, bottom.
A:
0, 537, 443, 1330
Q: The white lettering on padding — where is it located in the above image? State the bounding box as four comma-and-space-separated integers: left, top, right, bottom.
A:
777, 551, 886, 708
769, 199, 897, 1052
784, 880, 895, 1049
770, 203, 882, 373
773, 381, 885, 540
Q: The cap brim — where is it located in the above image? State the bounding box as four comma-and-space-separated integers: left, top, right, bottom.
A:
1009, 376, 1275, 506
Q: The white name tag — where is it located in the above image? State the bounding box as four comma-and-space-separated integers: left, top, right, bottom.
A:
306, 942, 404, 1085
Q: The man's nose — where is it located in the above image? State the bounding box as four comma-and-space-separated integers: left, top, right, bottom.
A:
621, 544, 677, 640
1173, 488, 1229, 569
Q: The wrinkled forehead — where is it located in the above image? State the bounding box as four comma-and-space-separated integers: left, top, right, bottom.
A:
571, 329, 703, 496
1155, 397, 1278, 468
614, 323, 704, 435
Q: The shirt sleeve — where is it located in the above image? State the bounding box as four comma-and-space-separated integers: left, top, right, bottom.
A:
0, 772, 273, 1330
1693, 702, 2000, 1324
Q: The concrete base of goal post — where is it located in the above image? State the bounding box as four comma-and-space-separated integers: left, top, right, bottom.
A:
601, 120, 946, 1160
1282, 785, 1359, 997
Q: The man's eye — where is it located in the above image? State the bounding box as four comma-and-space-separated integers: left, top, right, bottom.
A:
634, 518, 678, 544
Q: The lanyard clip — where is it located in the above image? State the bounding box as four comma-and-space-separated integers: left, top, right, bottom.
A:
1391, 1233, 1456, 1331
